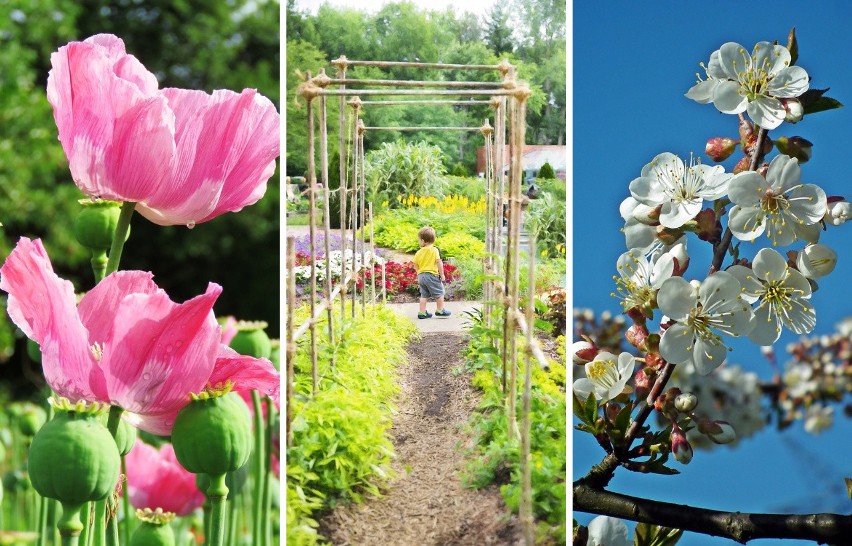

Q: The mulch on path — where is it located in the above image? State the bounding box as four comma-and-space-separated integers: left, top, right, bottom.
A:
318, 332, 522, 545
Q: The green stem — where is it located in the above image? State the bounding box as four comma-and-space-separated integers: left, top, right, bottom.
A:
205, 474, 229, 546
92, 501, 106, 546
263, 396, 276, 545
104, 201, 136, 276
121, 456, 131, 546
58, 502, 84, 546
101, 406, 123, 546
81, 502, 93, 546
251, 391, 265, 545
227, 496, 238, 546
90, 251, 108, 284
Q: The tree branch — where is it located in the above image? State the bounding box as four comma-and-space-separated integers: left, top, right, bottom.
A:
574, 482, 852, 544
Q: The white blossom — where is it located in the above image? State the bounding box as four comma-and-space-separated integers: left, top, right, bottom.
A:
657, 272, 754, 375
728, 155, 826, 247
629, 153, 732, 229
796, 243, 837, 280
728, 248, 815, 345
803, 404, 833, 435
572, 352, 635, 403
686, 41, 809, 130
587, 516, 630, 546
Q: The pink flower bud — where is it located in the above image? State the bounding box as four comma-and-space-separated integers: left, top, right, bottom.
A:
625, 324, 648, 350
655, 225, 684, 245
695, 209, 721, 243
781, 98, 804, 123
699, 419, 737, 444
633, 367, 653, 400
705, 137, 738, 162
571, 340, 599, 364
674, 392, 698, 413
774, 136, 813, 164
631, 204, 661, 225
732, 156, 751, 174
671, 425, 693, 464
669, 243, 689, 276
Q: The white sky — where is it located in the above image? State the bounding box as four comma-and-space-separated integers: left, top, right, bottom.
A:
292, 0, 498, 16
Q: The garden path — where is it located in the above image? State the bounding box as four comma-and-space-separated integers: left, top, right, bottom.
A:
318, 331, 522, 545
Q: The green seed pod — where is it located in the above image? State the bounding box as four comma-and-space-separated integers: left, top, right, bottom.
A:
73, 200, 128, 251
228, 320, 271, 359
26, 339, 41, 363
268, 339, 281, 371
130, 509, 176, 546
28, 399, 120, 506
171, 389, 251, 478
100, 414, 138, 457
18, 404, 47, 437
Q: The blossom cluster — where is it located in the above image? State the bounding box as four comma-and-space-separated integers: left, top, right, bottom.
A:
396, 193, 487, 215
573, 35, 850, 471
292, 249, 385, 283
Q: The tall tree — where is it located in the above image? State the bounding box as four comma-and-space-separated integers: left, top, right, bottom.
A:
483, 3, 514, 55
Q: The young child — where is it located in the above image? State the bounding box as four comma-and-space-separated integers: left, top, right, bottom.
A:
412, 226, 451, 319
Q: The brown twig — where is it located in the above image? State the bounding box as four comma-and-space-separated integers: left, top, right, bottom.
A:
574, 482, 852, 544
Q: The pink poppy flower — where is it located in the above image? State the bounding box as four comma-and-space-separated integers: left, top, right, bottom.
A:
47, 33, 279, 227
0, 238, 280, 435
125, 439, 205, 516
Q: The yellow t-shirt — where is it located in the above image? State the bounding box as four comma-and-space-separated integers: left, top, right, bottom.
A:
413, 245, 440, 275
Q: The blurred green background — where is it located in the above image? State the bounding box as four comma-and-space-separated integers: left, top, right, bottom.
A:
0, 0, 280, 398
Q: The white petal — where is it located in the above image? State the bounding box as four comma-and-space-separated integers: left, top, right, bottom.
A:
783, 297, 815, 334
784, 268, 812, 298
619, 196, 640, 221
726, 265, 762, 302
572, 378, 595, 402
698, 170, 733, 201
717, 42, 748, 80
699, 270, 742, 310
768, 66, 809, 98
692, 337, 727, 375
659, 323, 695, 365
766, 155, 801, 193
657, 276, 696, 320
686, 80, 720, 104
587, 516, 630, 546
728, 205, 765, 242
728, 171, 766, 206
623, 219, 656, 250
752, 248, 788, 281
650, 253, 675, 289
629, 176, 663, 206
747, 96, 785, 130
617, 352, 636, 377
749, 304, 782, 345
753, 42, 790, 78
787, 184, 827, 223
706, 49, 726, 79
712, 81, 748, 114
659, 199, 701, 229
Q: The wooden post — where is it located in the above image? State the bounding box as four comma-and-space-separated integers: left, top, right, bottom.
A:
285, 236, 296, 448
320, 95, 335, 367
333, 58, 349, 324
520, 234, 536, 546
307, 98, 318, 396
358, 120, 367, 316
369, 202, 376, 303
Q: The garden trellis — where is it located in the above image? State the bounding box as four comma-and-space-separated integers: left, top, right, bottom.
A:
287, 56, 552, 544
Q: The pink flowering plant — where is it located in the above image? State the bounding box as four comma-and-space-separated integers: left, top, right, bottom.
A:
573, 29, 852, 544
0, 34, 280, 546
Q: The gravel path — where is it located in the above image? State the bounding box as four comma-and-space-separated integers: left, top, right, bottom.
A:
318, 332, 521, 545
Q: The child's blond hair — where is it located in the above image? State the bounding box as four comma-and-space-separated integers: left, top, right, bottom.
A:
418, 226, 436, 244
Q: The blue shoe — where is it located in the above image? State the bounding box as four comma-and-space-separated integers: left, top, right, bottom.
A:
435, 309, 451, 317
418, 311, 433, 319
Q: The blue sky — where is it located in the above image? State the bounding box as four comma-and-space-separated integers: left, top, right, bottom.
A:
573, 2, 852, 544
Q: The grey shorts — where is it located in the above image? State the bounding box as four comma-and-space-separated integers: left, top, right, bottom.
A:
418, 272, 444, 299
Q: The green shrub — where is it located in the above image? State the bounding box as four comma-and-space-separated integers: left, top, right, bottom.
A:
460, 311, 567, 543
437, 232, 486, 260
537, 161, 556, 180
537, 177, 566, 202
286, 305, 417, 541
364, 140, 446, 204
451, 162, 470, 177
444, 175, 487, 201
525, 192, 566, 259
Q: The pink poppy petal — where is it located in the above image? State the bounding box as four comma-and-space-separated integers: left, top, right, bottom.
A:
136, 88, 279, 226
0, 238, 102, 402
78, 271, 158, 344
47, 36, 174, 202
123, 409, 178, 437
104, 284, 223, 419
126, 439, 204, 515
210, 345, 280, 403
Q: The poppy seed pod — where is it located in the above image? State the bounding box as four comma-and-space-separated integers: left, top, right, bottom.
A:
228, 321, 272, 359
73, 200, 128, 252
171, 387, 252, 483
28, 398, 121, 535
130, 508, 176, 546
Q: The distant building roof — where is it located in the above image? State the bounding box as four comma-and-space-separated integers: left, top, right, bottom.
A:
476, 145, 567, 176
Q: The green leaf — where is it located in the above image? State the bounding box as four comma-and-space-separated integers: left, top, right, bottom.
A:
804, 96, 844, 115
634, 522, 684, 546
786, 27, 798, 66
845, 477, 852, 499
